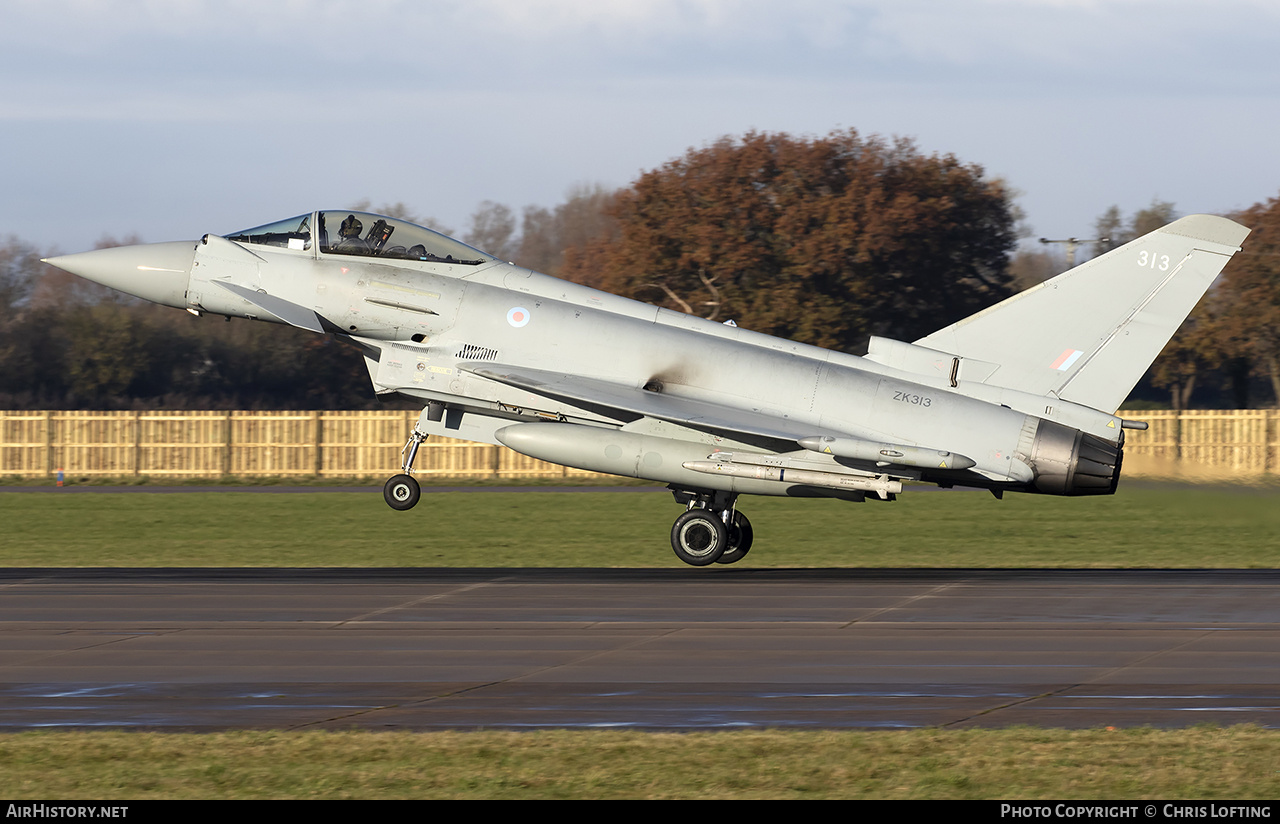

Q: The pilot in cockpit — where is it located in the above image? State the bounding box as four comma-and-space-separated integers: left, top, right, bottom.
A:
336, 214, 371, 254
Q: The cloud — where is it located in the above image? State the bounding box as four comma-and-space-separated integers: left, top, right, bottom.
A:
2, 0, 1278, 250
6, 0, 1277, 106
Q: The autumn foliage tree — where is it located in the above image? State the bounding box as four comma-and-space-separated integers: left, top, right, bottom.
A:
560, 130, 1018, 352
516, 184, 619, 276
1218, 194, 1280, 404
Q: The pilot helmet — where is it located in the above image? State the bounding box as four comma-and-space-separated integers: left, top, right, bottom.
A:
340, 215, 363, 239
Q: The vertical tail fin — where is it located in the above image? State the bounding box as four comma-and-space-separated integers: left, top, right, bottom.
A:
914, 214, 1250, 412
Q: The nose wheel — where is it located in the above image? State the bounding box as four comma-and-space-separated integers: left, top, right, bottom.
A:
383, 474, 421, 511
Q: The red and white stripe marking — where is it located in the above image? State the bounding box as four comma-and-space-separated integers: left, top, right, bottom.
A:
1051, 348, 1084, 371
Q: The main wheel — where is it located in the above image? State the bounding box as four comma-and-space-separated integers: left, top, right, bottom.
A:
716, 511, 754, 565
671, 509, 728, 566
383, 473, 420, 511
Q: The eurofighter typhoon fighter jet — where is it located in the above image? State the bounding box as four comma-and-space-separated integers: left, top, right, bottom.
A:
45, 210, 1250, 565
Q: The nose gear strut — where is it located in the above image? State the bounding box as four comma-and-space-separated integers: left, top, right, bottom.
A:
383, 428, 428, 511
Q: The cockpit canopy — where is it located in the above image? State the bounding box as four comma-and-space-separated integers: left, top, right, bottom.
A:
226, 211, 497, 265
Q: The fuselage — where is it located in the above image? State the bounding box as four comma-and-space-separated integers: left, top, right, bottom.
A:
42, 207, 1253, 564
46, 210, 1127, 498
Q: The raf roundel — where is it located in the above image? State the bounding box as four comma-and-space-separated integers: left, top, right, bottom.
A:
507, 306, 531, 328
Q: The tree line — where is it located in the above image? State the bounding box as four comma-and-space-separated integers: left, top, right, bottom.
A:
2, 129, 1278, 410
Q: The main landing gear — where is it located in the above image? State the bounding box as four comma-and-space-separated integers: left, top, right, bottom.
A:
382, 423, 755, 567
669, 489, 753, 566
383, 428, 427, 511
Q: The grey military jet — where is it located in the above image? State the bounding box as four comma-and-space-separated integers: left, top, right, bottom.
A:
44, 210, 1250, 565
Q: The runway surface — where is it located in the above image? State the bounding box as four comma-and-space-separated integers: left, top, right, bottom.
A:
1, 568, 1277, 731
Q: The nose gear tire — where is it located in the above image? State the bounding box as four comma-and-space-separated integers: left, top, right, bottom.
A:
383, 474, 421, 511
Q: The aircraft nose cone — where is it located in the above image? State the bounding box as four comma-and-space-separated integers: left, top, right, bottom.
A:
43, 241, 196, 308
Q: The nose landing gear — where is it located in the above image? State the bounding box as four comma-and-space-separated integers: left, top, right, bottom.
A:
383, 427, 428, 511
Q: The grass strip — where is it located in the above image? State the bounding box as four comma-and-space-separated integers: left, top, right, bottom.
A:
2, 485, 1278, 567
1, 727, 1277, 799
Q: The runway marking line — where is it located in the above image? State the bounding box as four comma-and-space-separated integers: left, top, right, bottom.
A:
936, 626, 1232, 727
333, 575, 517, 625
840, 579, 972, 626
942, 689, 1074, 728
7, 628, 185, 669
284, 626, 689, 731
1080, 627, 1222, 685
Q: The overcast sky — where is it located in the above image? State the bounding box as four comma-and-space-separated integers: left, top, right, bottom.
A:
3, 0, 1277, 255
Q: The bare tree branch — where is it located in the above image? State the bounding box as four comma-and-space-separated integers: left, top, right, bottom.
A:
697, 268, 722, 321
645, 281, 694, 314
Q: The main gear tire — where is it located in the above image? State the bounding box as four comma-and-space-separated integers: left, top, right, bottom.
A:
670, 509, 728, 566
716, 511, 754, 565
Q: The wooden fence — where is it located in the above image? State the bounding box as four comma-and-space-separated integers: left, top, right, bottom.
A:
0, 410, 602, 480
1117, 409, 1280, 479
1, 409, 1277, 480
